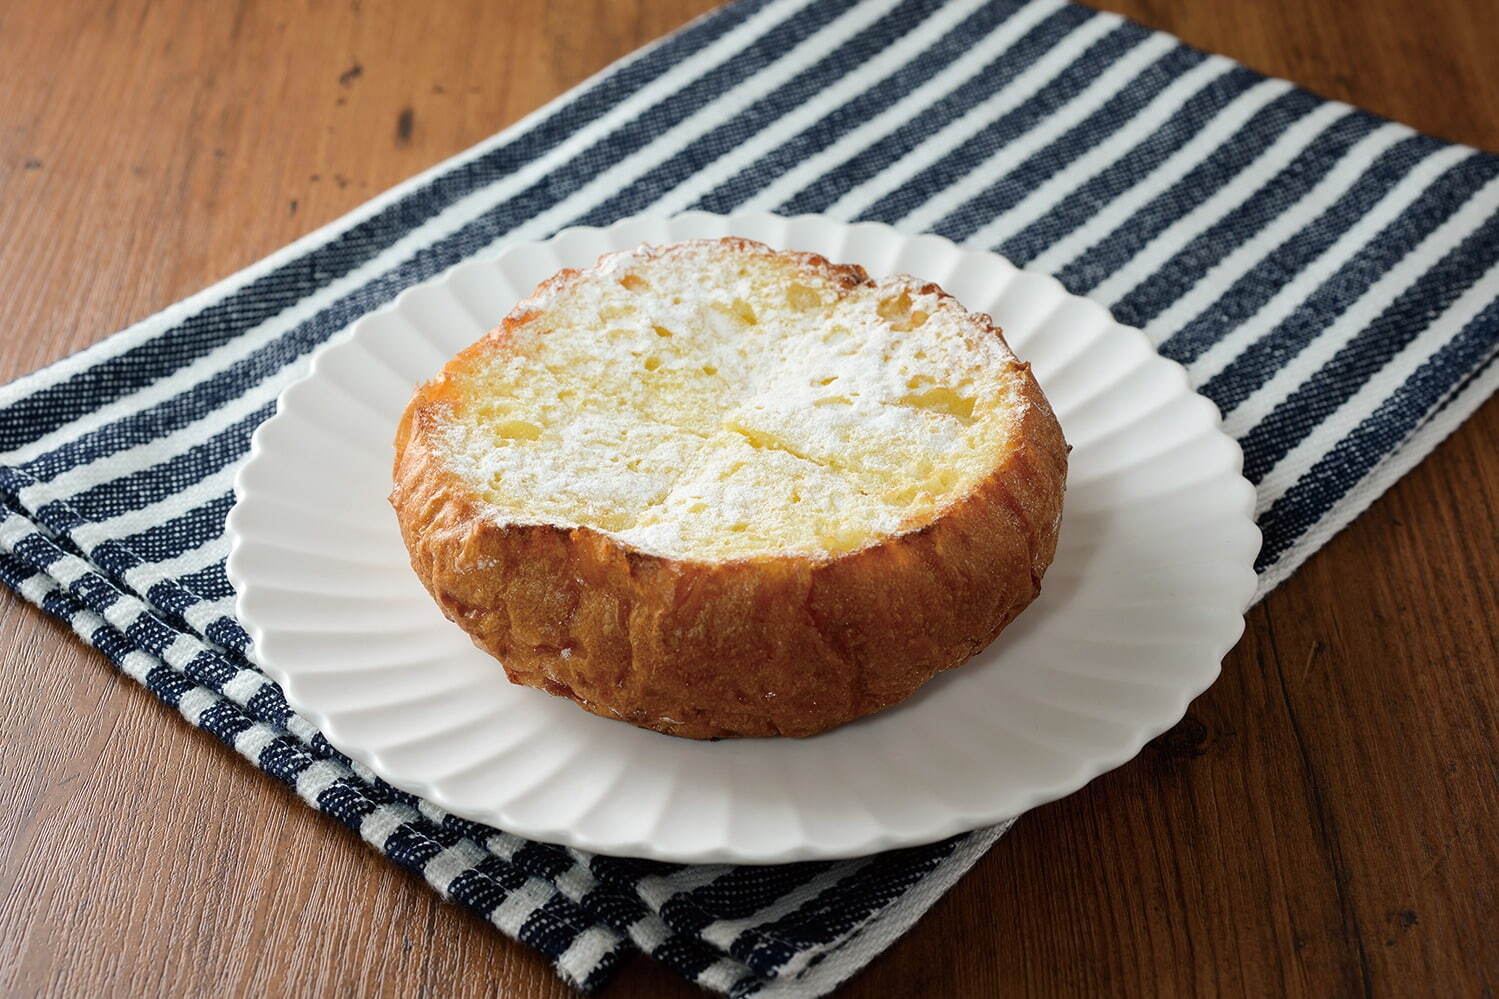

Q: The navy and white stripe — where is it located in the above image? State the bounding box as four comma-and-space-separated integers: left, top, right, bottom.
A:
3, 0, 1495, 993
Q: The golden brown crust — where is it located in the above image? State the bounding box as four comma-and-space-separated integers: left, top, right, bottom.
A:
390, 240, 1067, 739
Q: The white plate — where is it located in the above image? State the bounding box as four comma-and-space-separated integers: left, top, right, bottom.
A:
226, 211, 1259, 864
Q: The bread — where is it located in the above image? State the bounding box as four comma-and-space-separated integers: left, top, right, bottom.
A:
390, 238, 1067, 739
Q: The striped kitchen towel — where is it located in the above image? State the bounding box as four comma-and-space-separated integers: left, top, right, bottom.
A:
3, 0, 1496, 994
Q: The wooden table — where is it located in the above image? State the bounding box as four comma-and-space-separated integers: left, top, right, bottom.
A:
2, 1, 1495, 994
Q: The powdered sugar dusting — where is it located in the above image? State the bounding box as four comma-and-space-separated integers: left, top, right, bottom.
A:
433, 240, 1026, 560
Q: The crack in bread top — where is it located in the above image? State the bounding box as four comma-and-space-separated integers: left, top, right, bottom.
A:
430, 239, 1031, 561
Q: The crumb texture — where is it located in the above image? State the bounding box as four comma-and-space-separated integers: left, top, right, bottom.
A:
434, 240, 1027, 560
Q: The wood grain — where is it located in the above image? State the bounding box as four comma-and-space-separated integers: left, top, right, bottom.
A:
1, 0, 1495, 995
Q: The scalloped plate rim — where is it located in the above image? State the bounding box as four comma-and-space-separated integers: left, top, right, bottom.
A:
226, 210, 1260, 864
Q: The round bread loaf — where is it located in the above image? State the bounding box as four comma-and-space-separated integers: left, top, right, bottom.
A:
390, 238, 1067, 739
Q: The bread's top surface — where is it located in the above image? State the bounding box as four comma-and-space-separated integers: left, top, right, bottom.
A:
425, 238, 1036, 562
